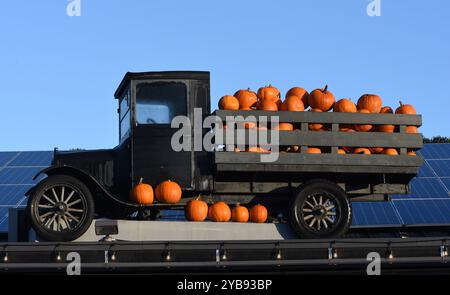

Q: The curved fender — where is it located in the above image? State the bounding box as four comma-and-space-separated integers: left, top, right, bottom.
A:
27, 165, 139, 208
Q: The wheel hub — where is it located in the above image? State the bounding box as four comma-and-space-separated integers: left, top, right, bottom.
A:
55, 202, 68, 215
312, 205, 327, 218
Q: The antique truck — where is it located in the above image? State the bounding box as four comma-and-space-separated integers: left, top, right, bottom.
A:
25, 71, 423, 241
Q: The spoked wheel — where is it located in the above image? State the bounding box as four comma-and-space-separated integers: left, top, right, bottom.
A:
301, 193, 338, 232
289, 180, 352, 239
28, 175, 94, 241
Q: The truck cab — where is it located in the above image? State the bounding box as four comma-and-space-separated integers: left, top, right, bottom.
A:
26, 71, 423, 242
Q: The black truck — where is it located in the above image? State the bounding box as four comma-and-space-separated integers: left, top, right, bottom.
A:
25, 71, 423, 241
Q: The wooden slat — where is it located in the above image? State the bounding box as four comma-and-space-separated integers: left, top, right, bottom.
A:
214, 152, 423, 167
215, 130, 423, 148
214, 110, 422, 126
215, 163, 419, 174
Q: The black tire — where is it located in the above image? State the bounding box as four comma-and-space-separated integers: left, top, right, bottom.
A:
288, 180, 351, 239
27, 175, 95, 242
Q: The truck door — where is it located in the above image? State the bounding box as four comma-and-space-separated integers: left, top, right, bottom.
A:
131, 80, 192, 188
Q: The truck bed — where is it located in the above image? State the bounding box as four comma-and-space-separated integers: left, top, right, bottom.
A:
212, 110, 423, 182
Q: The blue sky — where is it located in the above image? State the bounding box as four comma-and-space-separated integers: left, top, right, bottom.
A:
0, 0, 449, 151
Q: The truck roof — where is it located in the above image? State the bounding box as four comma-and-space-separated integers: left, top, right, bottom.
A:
114, 70, 210, 98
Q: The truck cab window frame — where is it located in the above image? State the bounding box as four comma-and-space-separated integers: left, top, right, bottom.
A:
135, 81, 188, 125
119, 91, 131, 142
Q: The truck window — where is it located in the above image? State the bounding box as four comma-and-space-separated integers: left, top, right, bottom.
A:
135, 81, 187, 124
119, 92, 131, 141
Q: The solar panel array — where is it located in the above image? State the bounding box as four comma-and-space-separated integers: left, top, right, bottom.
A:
0, 151, 51, 232
352, 144, 450, 227
0, 145, 449, 232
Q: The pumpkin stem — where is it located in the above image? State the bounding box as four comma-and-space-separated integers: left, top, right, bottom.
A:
399, 101, 403, 106
323, 85, 328, 92
139, 177, 143, 184
236, 202, 240, 207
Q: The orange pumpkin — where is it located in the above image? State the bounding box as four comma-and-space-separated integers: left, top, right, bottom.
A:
340, 127, 356, 132
286, 87, 309, 108
257, 99, 278, 111
238, 121, 257, 129
306, 147, 322, 154
406, 126, 418, 133
338, 149, 346, 155
185, 198, 208, 222
280, 95, 305, 111
155, 180, 182, 204
333, 98, 357, 113
208, 202, 231, 222
383, 148, 399, 155
357, 94, 382, 113
249, 204, 268, 223
370, 147, 384, 154
309, 108, 324, 131
272, 122, 294, 131
257, 85, 280, 103
308, 85, 335, 112
380, 106, 393, 114
130, 178, 154, 204
218, 95, 239, 110
231, 203, 249, 222
353, 148, 371, 155
377, 124, 395, 133
246, 146, 270, 153
377, 105, 395, 132
234, 88, 257, 110
407, 150, 417, 156
395, 101, 416, 115
354, 109, 373, 132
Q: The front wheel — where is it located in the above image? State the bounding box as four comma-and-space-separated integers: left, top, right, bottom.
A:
28, 175, 95, 242
288, 180, 352, 239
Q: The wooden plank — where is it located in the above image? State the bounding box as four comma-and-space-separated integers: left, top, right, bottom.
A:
215, 163, 419, 174
214, 110, 422, 126
216, 130, 423, 148
214, 152, 423, 168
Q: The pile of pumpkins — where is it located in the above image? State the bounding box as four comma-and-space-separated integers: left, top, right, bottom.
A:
218, 85, 419, 156
130, 178, 268, 223
186, 199, 268, 223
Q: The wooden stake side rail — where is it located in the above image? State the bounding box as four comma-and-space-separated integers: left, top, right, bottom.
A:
212, 110, 423, 174
214, 153, 422, 174
216, 131, 423, 149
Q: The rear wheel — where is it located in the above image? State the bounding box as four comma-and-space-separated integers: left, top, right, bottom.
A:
288, 180, 351, 239
28, 175, 95, 242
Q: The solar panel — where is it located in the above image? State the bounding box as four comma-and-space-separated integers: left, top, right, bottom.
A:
416, 161, 436, 178
393, 199, 450, 225
427, 160, 450, 177
351, 202, 402, 227
391, 178, 449, 199
441, 178, 450, 192
0, 152, 18, 167
8, 151, 53, 167
0, 185, 32, 206
0, 207, 9, 232
418, 144, 450, 159
0, 167, 45, 185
